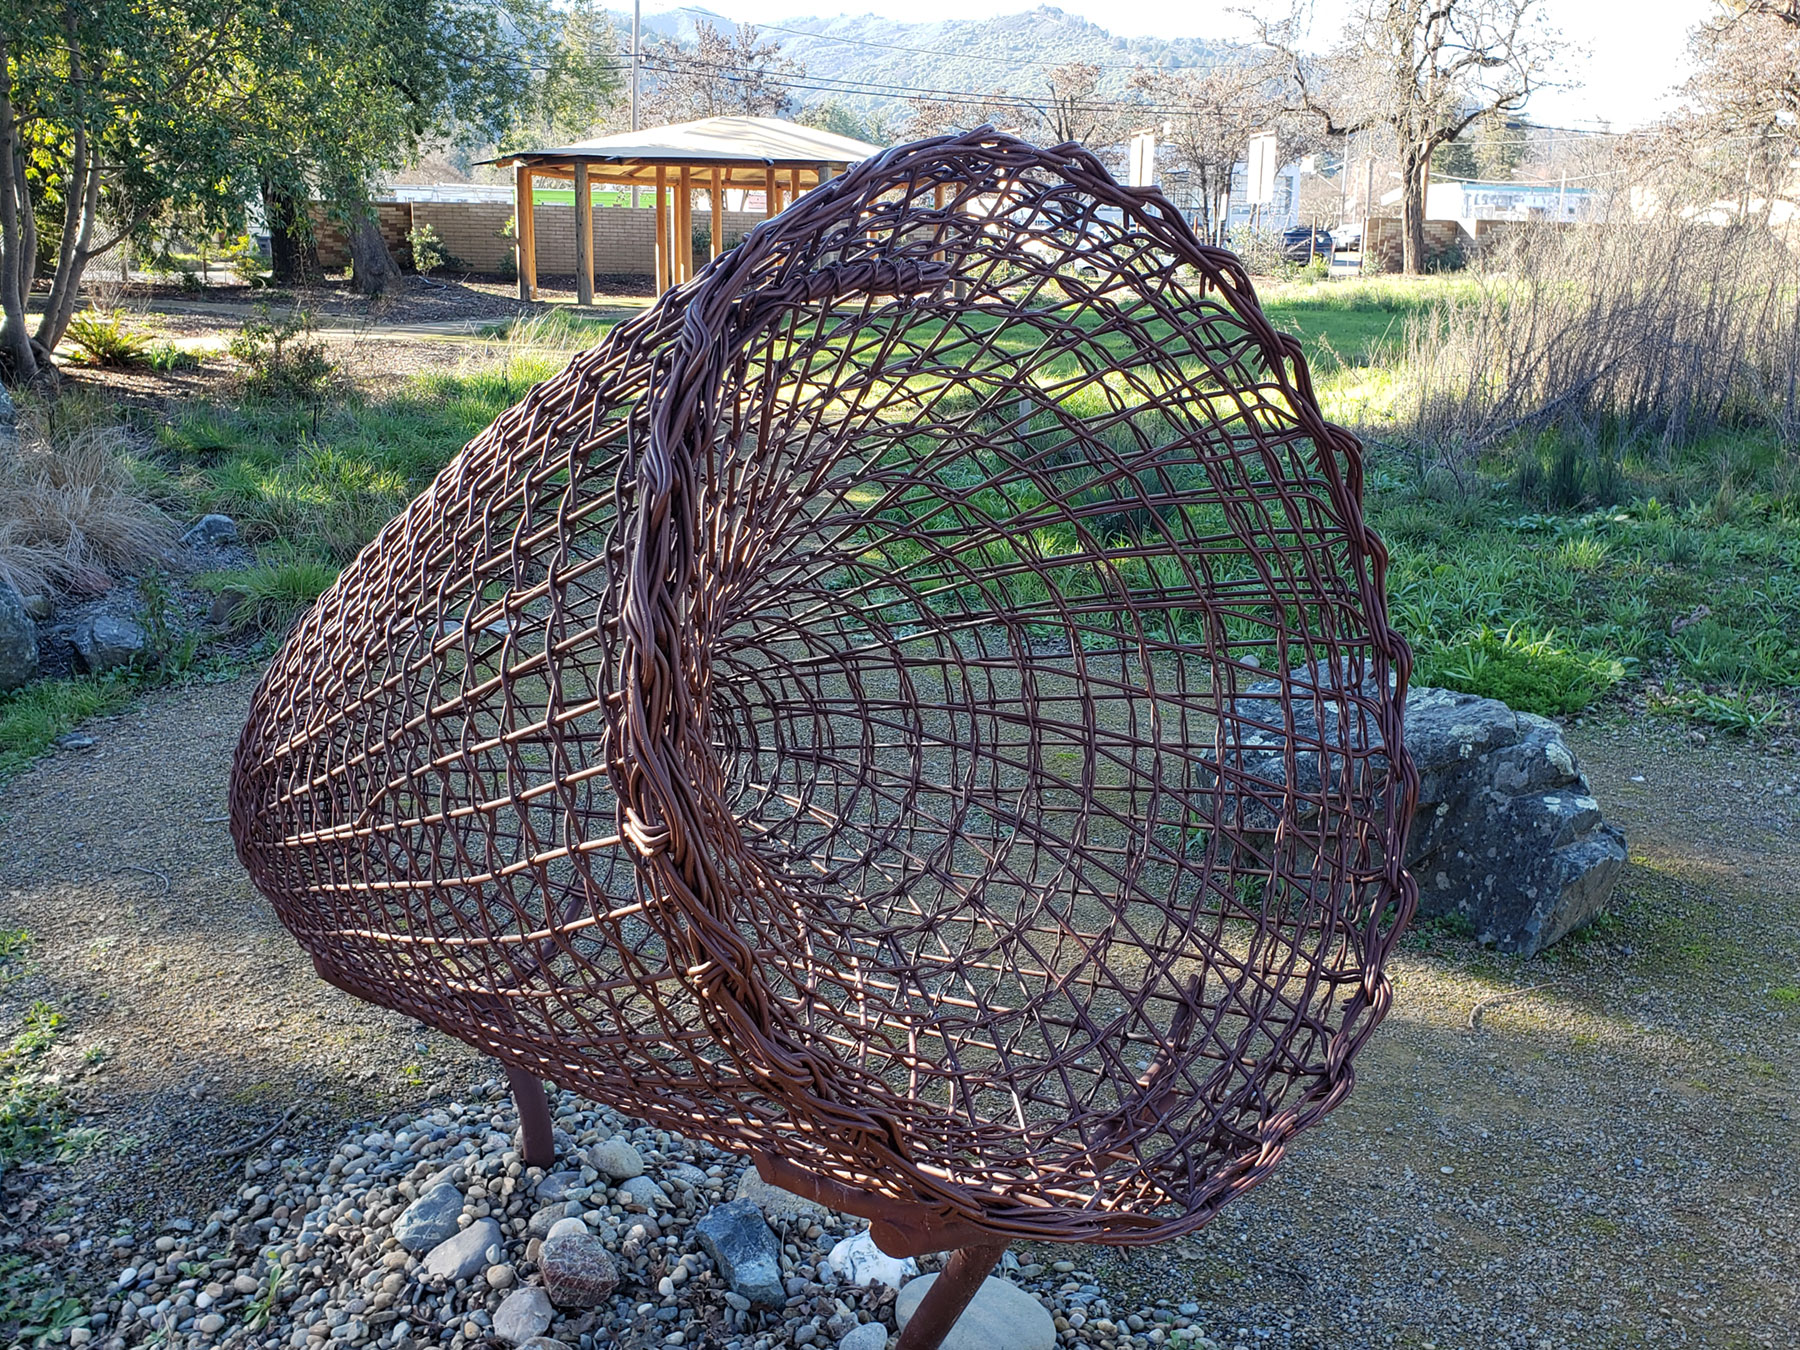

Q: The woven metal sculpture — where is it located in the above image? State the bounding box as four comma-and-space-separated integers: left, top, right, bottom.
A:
231, 130, 1417, 1341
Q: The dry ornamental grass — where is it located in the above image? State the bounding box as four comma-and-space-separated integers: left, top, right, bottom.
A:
0, 400, 173, 599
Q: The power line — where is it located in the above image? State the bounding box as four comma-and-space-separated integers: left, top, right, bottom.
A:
671, 5, 1249, 78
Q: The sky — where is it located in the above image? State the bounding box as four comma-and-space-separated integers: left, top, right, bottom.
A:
649, 0, 1717, 131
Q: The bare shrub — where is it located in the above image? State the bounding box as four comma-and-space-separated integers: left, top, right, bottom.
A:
1391, 216, 1800, 469
0, 400, 173, 598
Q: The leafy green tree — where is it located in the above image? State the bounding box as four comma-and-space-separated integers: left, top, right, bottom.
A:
0, 0, 550, 384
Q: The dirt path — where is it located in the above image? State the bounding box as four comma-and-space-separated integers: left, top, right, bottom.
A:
2, 684, 1795, 1346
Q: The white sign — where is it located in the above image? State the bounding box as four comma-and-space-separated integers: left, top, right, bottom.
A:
1246, 131, 1279, 206
1128, 132, 1157, 188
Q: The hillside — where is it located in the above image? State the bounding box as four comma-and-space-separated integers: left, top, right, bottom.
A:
616, 5, 1241, 122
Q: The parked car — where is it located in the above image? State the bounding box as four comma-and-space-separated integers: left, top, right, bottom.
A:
1280, 226, 1333, 262
1329, 222, 1362, 252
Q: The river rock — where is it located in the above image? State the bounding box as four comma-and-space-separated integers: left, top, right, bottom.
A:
895, 1274, 1055, 1350
1233, 667, 1626, 955
837, 1325, 889, 1350
616, 1175, 664, 1211
492, 1286, 553, 1344
423, 1217, 500, 1282
827, 1230, 916, 1289
539, 1227, 618, 1307
587, 1137, 644, 1181
394, 1183, 464, 1253
0, 582, 38, 691
734, 1168, 830, 1224
181, 513, 239, 547
71, 613, 146, 673
695, 1200, 784, 1308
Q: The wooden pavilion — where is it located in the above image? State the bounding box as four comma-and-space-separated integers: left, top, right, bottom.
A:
492, 116, 885, 302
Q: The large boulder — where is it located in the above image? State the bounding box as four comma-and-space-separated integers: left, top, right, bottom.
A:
1233, 668, 1626, 956
0, 581, 39, 690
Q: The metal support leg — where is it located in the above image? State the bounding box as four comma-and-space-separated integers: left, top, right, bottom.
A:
894, 1241, 1009, 1350
505, 1063, 555, 1169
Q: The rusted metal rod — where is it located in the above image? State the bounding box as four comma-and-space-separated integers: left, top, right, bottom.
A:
506, 1065, 556, 1169
895, 1243, 1010, 1350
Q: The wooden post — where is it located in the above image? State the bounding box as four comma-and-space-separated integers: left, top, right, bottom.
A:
514, 163, 537, 302
710, 167, 724, 262
573, 160, 594, 306
765, 164, 778, 219
677, 167, 692, 284
654, 164, 669, 295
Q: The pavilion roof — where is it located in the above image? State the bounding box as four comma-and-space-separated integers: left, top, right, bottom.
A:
493, 116, 886, 172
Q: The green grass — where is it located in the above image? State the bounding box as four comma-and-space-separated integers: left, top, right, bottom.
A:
0, 677, 135, 780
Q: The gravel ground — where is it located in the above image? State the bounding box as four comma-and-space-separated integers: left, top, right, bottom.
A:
1, 681, 1795, 1349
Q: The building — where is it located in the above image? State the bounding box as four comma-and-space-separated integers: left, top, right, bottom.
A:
1424, 178, 1599, 226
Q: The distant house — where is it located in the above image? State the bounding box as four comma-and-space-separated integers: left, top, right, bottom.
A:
1425, 178, 1599, 226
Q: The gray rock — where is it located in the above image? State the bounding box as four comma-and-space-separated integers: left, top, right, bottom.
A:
838, 1324, 889, 1350
1233, 668, 1626, 956
734, 1168, 830, 1224
1404, 686, 1626, 954
895, 1274, 1055, 1350
533, 1171, 582, 1204
181, 513, 239, 547
616, 1175, 664, 1211
527, 1205, 571, 1239
492, 1286, 553, 1344
517, 1340, 572, 1350
71, 613, 146, 674
587, 1137, 644, 1181
544, 1216, 588, 1242
422, 1218, 500, 1282
695, 1200, 785, 1308
394, 1183, 464, 1253
539, 1228, 618, 1307
0, 582, 38, 691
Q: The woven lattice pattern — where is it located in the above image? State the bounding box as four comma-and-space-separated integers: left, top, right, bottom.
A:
231, 130, 1418, 1248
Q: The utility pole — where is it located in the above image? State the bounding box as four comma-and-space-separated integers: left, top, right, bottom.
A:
631, 0, 641, 208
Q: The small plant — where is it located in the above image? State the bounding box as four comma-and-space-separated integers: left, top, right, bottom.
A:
221, 233, 271, 285
407, 223, 456, 274
242, 1260, 288, 1330
1, 1000, 71, 1163
1654, 687, 1785, 734
199, 560, 340, 631
136, 569, 199, 675
228, 306, 335, 400
144, 342, 200, 373
64, 308, 151, 366
1417, 624, 1626, 716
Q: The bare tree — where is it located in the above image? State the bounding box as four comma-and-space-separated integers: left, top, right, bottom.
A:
1678, 0, 1800, 205
906, 66, 1136, 166
1254, 0, 1559, 273
643, 20, 802, 124
1130, 64, 1278, 242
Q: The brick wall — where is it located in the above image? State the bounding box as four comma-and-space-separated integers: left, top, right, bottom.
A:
310, 204, 411, 271
320, 200, 771, 279
1363, 216, 1470, 272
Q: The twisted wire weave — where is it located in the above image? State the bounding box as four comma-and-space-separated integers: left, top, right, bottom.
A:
231, 130, 1418, 1248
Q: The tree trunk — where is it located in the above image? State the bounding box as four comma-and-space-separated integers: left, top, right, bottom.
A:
1399, 150, 1429, 275
265, 185, 322, 287
346, 202, 403, 299
35, 139, 101, 356
0, 43, 38, 385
